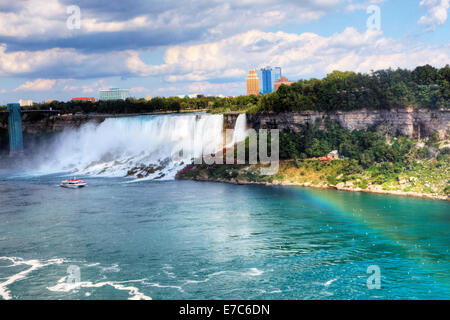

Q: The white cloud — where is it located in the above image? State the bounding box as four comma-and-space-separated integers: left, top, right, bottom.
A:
418, 0, 450, 30
153, 81, 244, 97
62, 85, 78, 91
14, 78, 57, 91
345, 0, 384, 12
62, 79, 109, 95
0, 0, 342, 42
3, 24, 450, 98
184, 81, 243, 94
127, 27, 450, 85
83, 16, 150, 33
0, 44, 131, 78
0, 0, 66, 38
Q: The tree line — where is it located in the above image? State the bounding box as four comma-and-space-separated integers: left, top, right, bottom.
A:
258, 65, 450, 112
0, 95, 259, 115
1, 65, 448, 114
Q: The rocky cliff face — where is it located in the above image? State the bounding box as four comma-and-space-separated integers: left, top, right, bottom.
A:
225, 108, 450, 139
1, 109, 448, 152
0, 114, 104, 151
0, 113, 104, 135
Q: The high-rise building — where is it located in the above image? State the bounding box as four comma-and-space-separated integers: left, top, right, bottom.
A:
256, 67, 282, 94
99, 88, 130, 101
18, 99, 33, 107
274, 77, 295, 92
271, 67, 282, 91
246, 69, 260, 96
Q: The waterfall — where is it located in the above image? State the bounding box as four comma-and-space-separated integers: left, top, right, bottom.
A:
31, 113, 248, 180
229, 113, 249, 146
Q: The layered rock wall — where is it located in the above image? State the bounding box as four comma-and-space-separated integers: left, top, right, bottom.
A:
225, 108, 450, 139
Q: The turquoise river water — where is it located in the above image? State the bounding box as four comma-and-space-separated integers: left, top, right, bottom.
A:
0, 175, 449, 300
0, 113, 449, 300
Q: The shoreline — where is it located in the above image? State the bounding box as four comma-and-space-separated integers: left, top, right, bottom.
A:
178, 175, 449, 202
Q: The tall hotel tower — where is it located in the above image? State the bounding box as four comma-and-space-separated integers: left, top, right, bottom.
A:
246, 69, 260, 96
257, 67, 282, 94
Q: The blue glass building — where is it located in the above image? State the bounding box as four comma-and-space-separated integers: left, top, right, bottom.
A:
271, 67, 282, 91
257, 67, 282, 94
256, 69, 263, 94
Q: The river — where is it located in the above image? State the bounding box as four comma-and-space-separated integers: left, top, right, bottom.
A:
0, 114, 448, 300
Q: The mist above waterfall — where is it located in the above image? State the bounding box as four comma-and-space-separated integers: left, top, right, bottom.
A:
25, 113, 249, 180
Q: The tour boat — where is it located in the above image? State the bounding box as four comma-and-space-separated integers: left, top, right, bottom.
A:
60, 178, 87, 189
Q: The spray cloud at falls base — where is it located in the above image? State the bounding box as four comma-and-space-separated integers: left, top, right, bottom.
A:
24, 113, 249, 180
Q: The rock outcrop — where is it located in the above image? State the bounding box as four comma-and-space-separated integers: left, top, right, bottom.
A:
224, 108, 450, 139
0, 114, 105, 151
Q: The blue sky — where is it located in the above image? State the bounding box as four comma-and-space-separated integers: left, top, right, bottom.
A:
0, 0, 449, 104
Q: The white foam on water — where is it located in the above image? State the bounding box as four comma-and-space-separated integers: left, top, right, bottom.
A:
162, 265, 176, 279
184, 279, 210, 284
246, 268, 264, 276
323, 278, 338, 287
47, 276, 151, 300
84, 263, 100, 267
184, 270, 228, 284
313, 277, 339, 287
184, 268, 264, 285
0, 256, 64, 300
146, 282, 184, 293
99, 264, 120, 273
269, 290, 282, 293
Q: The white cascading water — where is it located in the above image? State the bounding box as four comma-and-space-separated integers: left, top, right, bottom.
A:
229, 113, 249, 146
34, 113, 249, 180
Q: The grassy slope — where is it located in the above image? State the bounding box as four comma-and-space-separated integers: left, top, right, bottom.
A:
177, 157, 450, 200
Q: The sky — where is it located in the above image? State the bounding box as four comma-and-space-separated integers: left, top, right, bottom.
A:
0, 0, 449, 104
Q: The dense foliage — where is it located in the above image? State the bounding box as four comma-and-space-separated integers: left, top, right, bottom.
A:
2, 65, 447, 114
183, 119, 449, 197
258, 65, 450, 112
278, 117, 438, 167
0, 95, 258, 115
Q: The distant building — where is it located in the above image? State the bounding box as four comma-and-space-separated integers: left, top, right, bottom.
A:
145, 95, 152, 101
99, 88, 130, 101
274, 76, 295, 92
44, 99, 55, 104
327, 150, 340, 160
18, 99, 33, 107
246, 69, 260, 96
271, 67, 282, 92
185, 93, 202, 98
257, 67, 282, 94
72, 97, 96, 103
